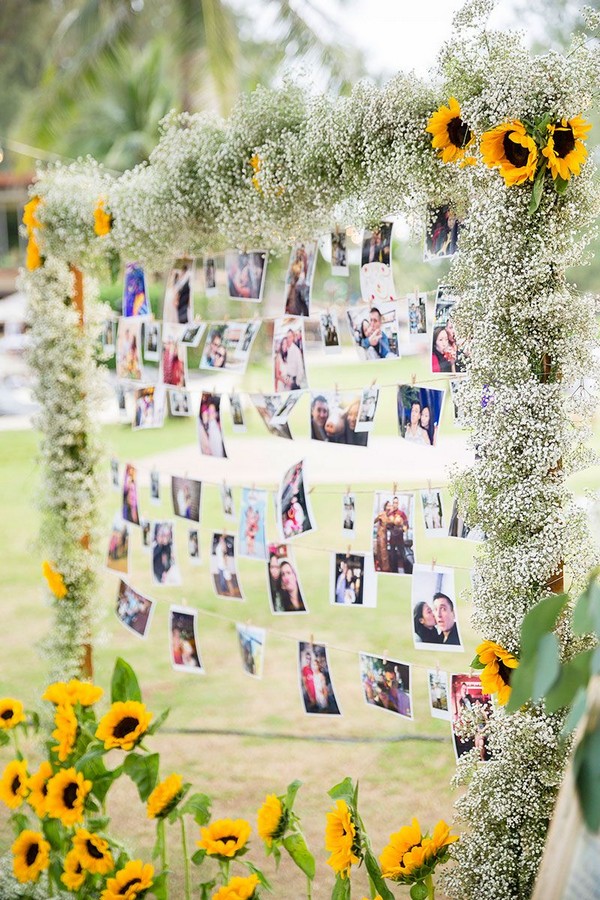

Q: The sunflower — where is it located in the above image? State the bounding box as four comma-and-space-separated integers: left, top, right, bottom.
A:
61, 848, 86, 891
0, 698, 25, 730
0, 759, 29, 809
423, 819, 459, 857
146, 773, 184, 819
257, 794, 286, 847
325, 799, 360, 879
28, 761, 53, 818
52, 704, 78, 762
212, 873, 260, 900
426, 97, 475, 164
249, 154, 262, 193
12, 830, 50, 883
42, 560, 68, 599
197, 818, 252, 859
379, 817, 422, 880
476, 640, 519, 706
480, 121, 538, 186
94, 197, 113, 236
72, 828, 114, 874
22, 197, 41, 231
542, 116, 591, 181
26, 235, 42, 270
46, 767, 91, 827
43, 678, 103, 707
96, 701, 153, 751
100, 859, 154, 900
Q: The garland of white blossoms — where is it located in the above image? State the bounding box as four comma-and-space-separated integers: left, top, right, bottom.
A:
20, 1, 600, 897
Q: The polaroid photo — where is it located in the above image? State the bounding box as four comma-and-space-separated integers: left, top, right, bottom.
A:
141, 519, 151, 550
210, 532, 244, 600
284, 241, 318, 317
319, 311, 342, 354
100, 319, 116, 357
448, 498, 487, 542
298, 642, 341, 715
200, 321, 261, 373
411, 563, 462, 651
277, 459, 316, 541
160, 323, 188, 388
198, 392, 227, 458
428, 669, 451, 720
143, 321, 161, 362
116, 318, 145, 382
266, 543, 308, 614
229, 392, 246, 432
238, 488, 267, 560
133, 385, 166, 430
346, 303, 400, 361
420, 490, 447, 538
449, 379, 465, 427
204, 256, 217, 296
180, 322, 206, 347
432, 285, 470, 374
331, 551, 376, 607
372, 491, 415, 575
151, 521, 181, 586
122, 463, 141, 525
341, 492, 356, 537
236, 623, 266, 678
220, 482, 236, 521
115, 383, 129, 420
273, 317, 308, 391
309, 390, 368, 447
450, 673, 492, 760
408, 292, 428, 336
163, 258, 195, 324
249, 393, 293, 440
331, 228, 349, 276
150, 468, 160, 505
361, 223, 393, 268
269, 392, 301, 427
354, 386, 380, 433
107, 515, 129, 574
188, 528, 201, 564
225, 250, 268, 302
171, 475, 202, 522
359, 653, 413, 719
116, 579, 155, 639
170, 606, 204, 674
122, 262, 150, 318
397, 385, 445, 448
424, 205, 462, 261
110, 457, 120, 491
169, 389, 193, 417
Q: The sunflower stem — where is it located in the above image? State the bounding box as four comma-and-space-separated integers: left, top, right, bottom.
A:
11, 728, 20, 757
220, 859, 231, 882
159, 817, 168, 894
306, 874, 312, 899
425, 873, 435, 899
180, 814, 191, 900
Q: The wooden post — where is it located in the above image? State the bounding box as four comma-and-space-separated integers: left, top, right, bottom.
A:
542, 351, 565, 595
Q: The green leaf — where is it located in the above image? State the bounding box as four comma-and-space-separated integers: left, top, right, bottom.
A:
75, 742, 106, 770
243, 859, 272, 890
410, 882, 429, 900
88, 816, 111, 831
285, 779, 302, 812
180, 792, 211, 826
470, 655, 485, 670
328, 777, 355, 807
147, 707, 170, 736
10, 812, 29, 835
332, 873, 352, 899
283, 832, 315, 879
123, 752, 159, 802
553, 175, 569, 194
363, 848, 395, 900
574, 726, 600, 832
108, 248, 121, 284
529, 164, 546, 215
531, 632, 561, 700
199, 880, 217, 900
191, 848, 207, 867
150, 871, 169, 900
573, 577, 600, 636
506, 654, 538, 712
42, 817, 63, 851
562, 687, 588, 736
0, 731, 10, 747
521, 594, 569, 657
592, 646, 600, 676
545, 650, 593, 714
111, 657, 142, 703
152, 820, 165, 861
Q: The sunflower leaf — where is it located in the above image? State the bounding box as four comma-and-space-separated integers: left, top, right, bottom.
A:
285, 779, 302, 812
544, 650, 593, 714
243, 859, 272, 890
328, 777, 355, 807
146, 706, 170, 735
0, 731, 9, 747
332, 873, 352, 899
123, 751, 159, 802
470, 655, 485, 670
553, 175, 569, 195
111, 657, 142, 703
191, 848, 207, 866
531, 632, 560, 700
42, 817, 63, 851
180, 791, 211, 826
574, 726, 600, 832
150, 871, 169, 900
363, 847, 395, 900
74, 742, 107, 770
283, 831, 315, 879
410, 882, 429, 900
529, 165, 546, 215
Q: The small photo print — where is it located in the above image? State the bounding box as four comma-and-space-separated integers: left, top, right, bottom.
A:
238, 488, 267, 560
143, 321, 161, 361
116, 319, 145, 382
270, 392, 301, 426
449, 379, 465, 427
273, 317, 308, 391
361, 223, 393, 267
164, 258, 195, 324
342, 492, 356, 536
161, 323, 188, 388
319, 311, 342, 353
428, 669, 451, 720
412, 564, 462, 650
249, 393, 293, 440
200, 321, 261, 373
107, 516, 129, 573
229, 392, 246, 432
346, 303, 399, 361
360, 261, 396, 307
309, 390, 368, 447
198, 392, 227, 458
372, 491, 415, 575
116, 580, 154, 639
451, 674, 492, 760
420, 490, 447, 537
100, 319, 116, 356
277, 459, 316, 541
151, 521, 181, 585
397, 385, 445, 448
236, 623, 266, 678
122, 463, 141, 525
133, 385, 166, 430
171, 476, 202, 522
115, 383, 128, 419
408, 292, 427, 336
331, 228, 349, 276
170, 606, 204, 674
299, 643, 341, 715
188, 528, 201, 564
359, 653, 413, 719
220, 482, 236, 521
448, 498, 487, 542
355, 386, 380, 433
180, 322, 206, 347
204, 256, 217, 295
267, 543, 307, 614
284, 241, 318, 317
123, 262, 150, 317
225, 250, 268, 302
169, 389, 193, 417
424, 205, 461, 260
210, 532, 243, 599
141, 519, 151, 549
432, 286, 470, 374
150, 468, 160, 504
110, 457, 120, 491
331, 552, 376, 607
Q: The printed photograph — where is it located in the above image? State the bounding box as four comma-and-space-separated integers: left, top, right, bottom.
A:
116, 580, 154, 639
331, 228, 349, 276
122, 262, 150, 317
151, 521, 181, 586
107, 516, 129, 574
229, 392, 246, 432
249, 393, 293, 440
355, 386, 379, 433
180, 322, 205, 347
266, 543, 307, 614
408, 292, 428, 336
169, 389, 192, 417
150, 468, 160, 504
171, 476, 202, 522
163, 258, 195, 324
238, 488, 267, 560
277, 459, 316, 541
170, 606, 204, 674
298, 642, 341, 715
449, 379, 466, 427
424, 205, 461, 260
309, 390, 368, 447
319, 311, 342, 353
100, 318, 116, 356
200, 321, 261, 373
122, 463, 140, 525
133, 385, 166, 430
225, 250, 267, 302
284, 240, 318, 317
110, 457, 119, 490
236, 623, 266, 678
360, 260, 396, 307
273, 317, 308, 391
428, 669, 451, 720
198, 392, 227, 458
451, 673, 492, 760
412, 564, 462, 650
220, 482, 236, 521
342, 492, 356, 536
372, 491, 415, 574
115, 383, 129, 419
269, 391, 301, 426
331, 552, 376, 607
187, 528, 201, 563
359, 653, 413, 719
160, 323, 188, 388
346, 302, 399, 361
397, 385, 445, 447
431, 285, 471, 374
420, 489, 447, 537
141, 519, 151, 549
204, 256, 217, 295
116, 318, 145, 382
361, 223, 393, 267
210, 532, 243, 599
143, 321, 161, 361
448, 498, 487, 542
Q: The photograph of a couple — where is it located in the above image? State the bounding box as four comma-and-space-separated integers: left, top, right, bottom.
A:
346, 303, 399, 361
151, 521, 181, 585
298, 642, 341, 715
266, 543, 307, 614
359, 653, 412, 719
424, 205, 461, 260
169, 389, 192, 417
361, 223, 392, 267
412, 564, 462, 650
122, 262, 150, 317
116, 580, 154, 639
450, 674, 492, 761
160, 323, 187, 388
273, 317, 308, 391
309, 391, 368, 447
133, 386, 166, 430
236, 623, 266, 678
200, 321, 261, 373
171, 475, 202, 522
225, 250, 268, 302
397, 385, 445, 447
420, 489, 447, 537
210, 532, 243, 599
331, 552, 376, 607
284, 241, 317, 317
277, 460, 315, 541
163, 258, 194, 324
170, 607, 204, 674
432, 286, 471, 374
107, 516, 129, 574
116, 319, 144, 382
372, 492, 415, 575
198, 392, 227, 458
319, 311, 341, 353
238, 488, 267, 560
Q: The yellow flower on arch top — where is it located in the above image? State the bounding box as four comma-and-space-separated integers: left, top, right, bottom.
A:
42, 560, 68, 599
426, 97, 475, 164
476, 639, 519, 706
198, 817, 252, 859
96, 700, 152, 751
480, 121, 538, 185
12, 830, 50, 884
543, 116, 591, 181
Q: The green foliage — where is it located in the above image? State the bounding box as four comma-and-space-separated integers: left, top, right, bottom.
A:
179, 791, 212, 826
111, 656, 142, 703
283, 832, 315, 880
123, 751, 160, 801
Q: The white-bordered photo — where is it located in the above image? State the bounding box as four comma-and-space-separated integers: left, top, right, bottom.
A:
284, 241, 318, 317
450, 673, 492, 760
372, 491, 415, 575
359, 653, 413, 719
273, 317, 308, 391
141, 519, 151, 550
331, 228, 349, 276
188, 528, 201, 564
225, 250, 268, 302
150, 468, 160, 504
200, 321, 261, 373
169, 389, 193, 417
236, 623, 266, 678
107, 515, 129, 574
160, 323, 188, 388
269, 392, 301, 427
210, 532, 243, 600
171, 475, 202, 522
361, 223, 393, 268
116, 579, 155, 639
238, 488, 267, 560
116, 318, 145, 382
346, 302, 399, 361
133, 385, 166, 430
277, 459, 316, 541
229, 392, 246, 432
420, 489, 447, 537
122, 462, 141, 525
204, 256, 217, 296
448, 498, 487, 542
341, 492, 356, 537
412, 563, 462, 651
110, 457, 120, 491
249, 393, 293, 440
428, 669, 451, 720
266, 542, 308, 614
180, 322, 206, 347
298, 642, 341, 715
115, 383, 129, 420
100, 318, 116, 357
220, 482, 236, 521
397, 384, 445, 448
408, 292, 428, 336
331, 551, 376, 607
355, 386, 379, 433
163, 258, 195, 324
198, 392, 227, 458
449, 378, 466, 428
143, 321, 161, 361
424, 205, 461, 261
431, 285, 470, 374
151, 520, 181, 586
170, 606, 204, 674
319, 311, 342, 353
309, 390, 368, 446
123, 262, 150, 318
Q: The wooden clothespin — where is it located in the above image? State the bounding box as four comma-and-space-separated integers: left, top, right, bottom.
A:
393, 482, 398, 495
181, 596, 188, 606
427, 479, 432, 493
431, 558, 437, 570
435, 660, 441, 676
411, 373, 417, 386
310, 633, 315, 647
383, 649, 389, 665
347, 545, 352, 556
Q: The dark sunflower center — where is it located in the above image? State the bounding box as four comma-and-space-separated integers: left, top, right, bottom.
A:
63, 782, 79, 809
42, 783, 48, 796
113, 716, 139, 739
11, 775, 21, 794
120, 878, 142, 893
26, 843, 39, 866
503, 133, 530, 168
552, 125, 575, 158
1, 709, 14, 720
447, 117, 472, 149
76, 862, 83, 874
220, 835, 238, 845
497, 659, 513, 685
86, 839, 104, 859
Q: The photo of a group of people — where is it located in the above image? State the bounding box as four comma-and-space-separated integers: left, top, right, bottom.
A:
372, 492, 415, 574
331, 552, 376, 606
169, 389, 192, 416
408, 292, 427, 335
238, 488, 267, 560
431, 286, 470, 374
359, 653, 412, 719
198, 392, 227, 458
116, 319, 144, 381
319, 311, 341, 353
225, 251, 268, 302
171, 476, 202, 522
412, 564, 462, 649
424, 205, 461, 260
420, 489, 446, 537
123, 262, 150, 317
170, 606, 203, 673
284, 241, 318, 317
116, 580, 154, 639
266, 543, 307, 613
236, 623, 265, 678
107, 516, 129, 573
143, 321, 161, 361
200, 322, 261, 373
151, 521, 181, 585
309, 391, 368, 446
331, 228, 349, 276
163, 258, 194, 324
346, 303, 399, 361
133, 386, 166, 429
397, 385, 445, 447
210, 532, 243, 599
298, 642, 340, 715
122, 463, 140, 525
277, 460, 315, 541
450, 674, 492, 760
273, 317, 308, 391
160, 323, 187, 387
